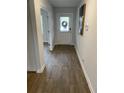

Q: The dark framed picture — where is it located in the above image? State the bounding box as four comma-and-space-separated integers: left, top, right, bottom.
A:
79, 4, 86, 35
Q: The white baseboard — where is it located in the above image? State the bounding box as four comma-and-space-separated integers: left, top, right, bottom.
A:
75, 46, 95, 93
49, 44, 55, 51
27, 65, 36, 71
54, 42, 74, 46
36, 64, 45, 73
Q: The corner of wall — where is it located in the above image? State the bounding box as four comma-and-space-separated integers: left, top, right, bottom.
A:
36, 63, 46, 73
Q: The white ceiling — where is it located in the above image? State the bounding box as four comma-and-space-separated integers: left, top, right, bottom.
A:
48, 0, 81, 7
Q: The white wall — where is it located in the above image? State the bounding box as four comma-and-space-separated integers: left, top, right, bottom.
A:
75, 0, 97, 93
41, 0, 55, 50
54, 7, 76, 45
27, 0, 36, 71
27, 0, 45, 73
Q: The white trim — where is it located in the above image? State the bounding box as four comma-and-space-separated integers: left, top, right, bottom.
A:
54, 43, 74, 46
27, 65, 36, 71
75, 46, 95, 93
36, 64, 46, 73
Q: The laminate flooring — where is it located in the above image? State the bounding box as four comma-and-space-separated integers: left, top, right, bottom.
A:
27, 45, 90, 93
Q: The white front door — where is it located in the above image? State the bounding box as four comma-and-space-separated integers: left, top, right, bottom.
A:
56, 13, 73, 45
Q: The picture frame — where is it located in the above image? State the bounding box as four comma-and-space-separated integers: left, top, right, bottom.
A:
79, 4, 86, 35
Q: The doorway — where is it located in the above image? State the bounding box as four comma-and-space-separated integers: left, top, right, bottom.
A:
41, 9, 49, 44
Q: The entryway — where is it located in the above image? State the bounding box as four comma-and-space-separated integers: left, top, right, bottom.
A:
55, 13, 74, 45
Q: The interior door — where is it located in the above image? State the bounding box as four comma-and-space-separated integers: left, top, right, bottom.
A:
56, 13, 73, 45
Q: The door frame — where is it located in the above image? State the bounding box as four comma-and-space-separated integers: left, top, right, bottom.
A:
29, 0, 45, 73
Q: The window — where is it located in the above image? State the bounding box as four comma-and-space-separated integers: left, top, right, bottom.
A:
60, 17, 69, 32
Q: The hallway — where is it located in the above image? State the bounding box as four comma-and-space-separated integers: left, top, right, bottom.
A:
27, 45, 90, 93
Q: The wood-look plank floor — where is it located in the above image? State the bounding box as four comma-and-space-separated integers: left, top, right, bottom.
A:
27, 45, 91, 93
